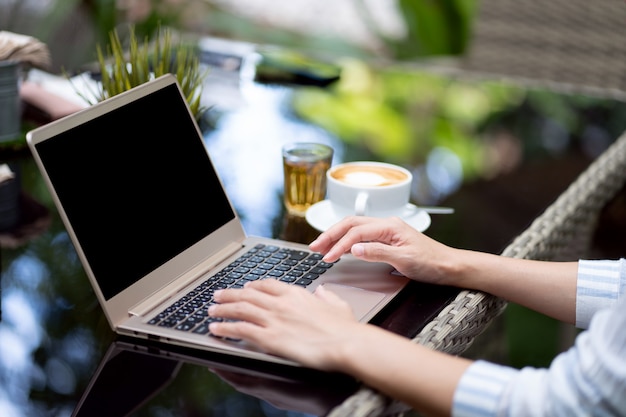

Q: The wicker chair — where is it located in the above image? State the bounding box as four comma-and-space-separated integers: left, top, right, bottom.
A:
326, 0, 626, 415
459, 0, 626, 101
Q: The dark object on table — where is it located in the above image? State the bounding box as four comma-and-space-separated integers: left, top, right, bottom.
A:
254, 49, 341, 87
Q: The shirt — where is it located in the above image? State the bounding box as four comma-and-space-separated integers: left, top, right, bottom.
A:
452, 258, 626, 417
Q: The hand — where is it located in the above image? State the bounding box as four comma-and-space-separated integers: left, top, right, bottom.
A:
208, 279, 361, 370
209, 277, 472, 417
309, 216, 458, 287
310, 217, 579, 324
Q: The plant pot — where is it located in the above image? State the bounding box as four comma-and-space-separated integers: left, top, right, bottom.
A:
0, 60, 21, 143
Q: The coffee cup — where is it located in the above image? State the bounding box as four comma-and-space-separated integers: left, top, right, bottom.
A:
327, 161, 413, 218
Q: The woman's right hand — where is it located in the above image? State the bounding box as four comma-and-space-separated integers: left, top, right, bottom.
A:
309, 216, 460, 287
311, 216, 580, 324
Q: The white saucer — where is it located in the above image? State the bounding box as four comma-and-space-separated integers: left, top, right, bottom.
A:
305, 200, 431, 232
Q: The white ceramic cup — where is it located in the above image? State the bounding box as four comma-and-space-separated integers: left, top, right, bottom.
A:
327, 161, 413, 218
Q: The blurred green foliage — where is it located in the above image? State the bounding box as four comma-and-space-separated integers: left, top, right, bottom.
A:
291, 60, 525, 179
358, 0, 479, 59
203, 0, 478, 61
2, 0, 478, 73
291, 58, 626, 183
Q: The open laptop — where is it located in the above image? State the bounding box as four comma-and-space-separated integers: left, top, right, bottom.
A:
26, 74, 413, 366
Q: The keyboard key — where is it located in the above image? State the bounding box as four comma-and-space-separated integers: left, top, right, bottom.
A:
295, 278, 313, 287
288, 250, 308, 260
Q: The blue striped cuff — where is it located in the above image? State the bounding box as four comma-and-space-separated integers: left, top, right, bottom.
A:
452, 360, 518, 417
576, 259, 625, 328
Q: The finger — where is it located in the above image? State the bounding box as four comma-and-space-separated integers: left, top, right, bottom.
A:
316, 218, 397, 262
309, 216, 372, 253
351, 241, 400, 262
212, 279, 292, 306
209, 298, 270, 325
209, 318, 267, 344
308, 217, 369, 261
242, 278, 296, 295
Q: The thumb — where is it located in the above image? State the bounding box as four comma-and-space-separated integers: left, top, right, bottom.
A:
351, 242, 397, 264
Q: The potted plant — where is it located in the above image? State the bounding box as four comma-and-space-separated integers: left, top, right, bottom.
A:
77, 25, 207, 121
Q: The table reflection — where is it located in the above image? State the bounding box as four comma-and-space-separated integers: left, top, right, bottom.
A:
279, 213, 321, 245
73, 336, 359, 417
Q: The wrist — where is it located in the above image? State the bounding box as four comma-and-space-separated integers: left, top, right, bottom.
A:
332, 324, 389, 375
437, 248, 492, 290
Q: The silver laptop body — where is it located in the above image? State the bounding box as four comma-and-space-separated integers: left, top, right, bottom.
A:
26, 74, 409, 366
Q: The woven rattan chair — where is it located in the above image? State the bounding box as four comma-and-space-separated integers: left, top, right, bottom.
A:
417, 0, 626, 102
326, 0, 626, 415
460, 0, 626, 101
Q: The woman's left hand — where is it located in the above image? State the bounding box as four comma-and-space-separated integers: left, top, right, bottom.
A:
208, 279, 360, 370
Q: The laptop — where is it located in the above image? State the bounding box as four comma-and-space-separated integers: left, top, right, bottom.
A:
26, 74, 412, 366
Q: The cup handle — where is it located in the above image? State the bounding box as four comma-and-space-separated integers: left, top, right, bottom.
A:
354, 192, 368, 216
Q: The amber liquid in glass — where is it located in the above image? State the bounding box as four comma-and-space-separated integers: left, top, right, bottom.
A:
282, 143, 333, 216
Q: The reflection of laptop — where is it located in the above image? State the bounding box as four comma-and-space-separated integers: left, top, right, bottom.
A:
26, 74, 411, 365
72, 336, 359, 417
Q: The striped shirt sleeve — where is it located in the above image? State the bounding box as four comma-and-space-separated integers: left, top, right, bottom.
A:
452, 259, 626, 417
576, 258, 626, 328
452, 360, 517, 417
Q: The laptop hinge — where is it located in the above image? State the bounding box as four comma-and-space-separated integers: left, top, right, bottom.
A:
128, 241, 243, 317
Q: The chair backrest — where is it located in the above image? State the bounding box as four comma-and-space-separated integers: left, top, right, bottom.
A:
500, 132, 626, 261
461, 0, 626, 101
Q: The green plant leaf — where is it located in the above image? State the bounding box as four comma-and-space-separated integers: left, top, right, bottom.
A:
82, 24, 208, 120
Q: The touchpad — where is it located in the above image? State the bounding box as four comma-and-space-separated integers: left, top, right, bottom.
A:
321, 283, 386, 322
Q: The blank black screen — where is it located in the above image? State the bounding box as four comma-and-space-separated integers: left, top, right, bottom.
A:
36, 83, 235, 300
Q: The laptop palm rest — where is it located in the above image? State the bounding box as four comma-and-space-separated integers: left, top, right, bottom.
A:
320, 283, 386, 322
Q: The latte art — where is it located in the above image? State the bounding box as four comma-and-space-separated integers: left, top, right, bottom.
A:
331, 165, 408, 187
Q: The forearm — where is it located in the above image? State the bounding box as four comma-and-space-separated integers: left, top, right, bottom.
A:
336, 324, 472, 417
311, 217, 579, 323
441, 250, 578, 324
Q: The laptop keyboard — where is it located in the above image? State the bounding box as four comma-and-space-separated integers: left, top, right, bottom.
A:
147, 243, 335, 336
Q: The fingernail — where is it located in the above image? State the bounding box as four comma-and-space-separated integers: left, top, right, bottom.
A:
208, 305, 216, 315
213, 289, 222, 300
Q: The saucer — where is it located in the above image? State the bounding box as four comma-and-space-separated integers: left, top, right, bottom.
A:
305, 200, 431, 232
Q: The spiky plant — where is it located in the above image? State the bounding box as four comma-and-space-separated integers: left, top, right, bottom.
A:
82, 25, 207, 120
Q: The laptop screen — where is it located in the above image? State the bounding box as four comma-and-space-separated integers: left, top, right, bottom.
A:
35, 83, 236, 300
